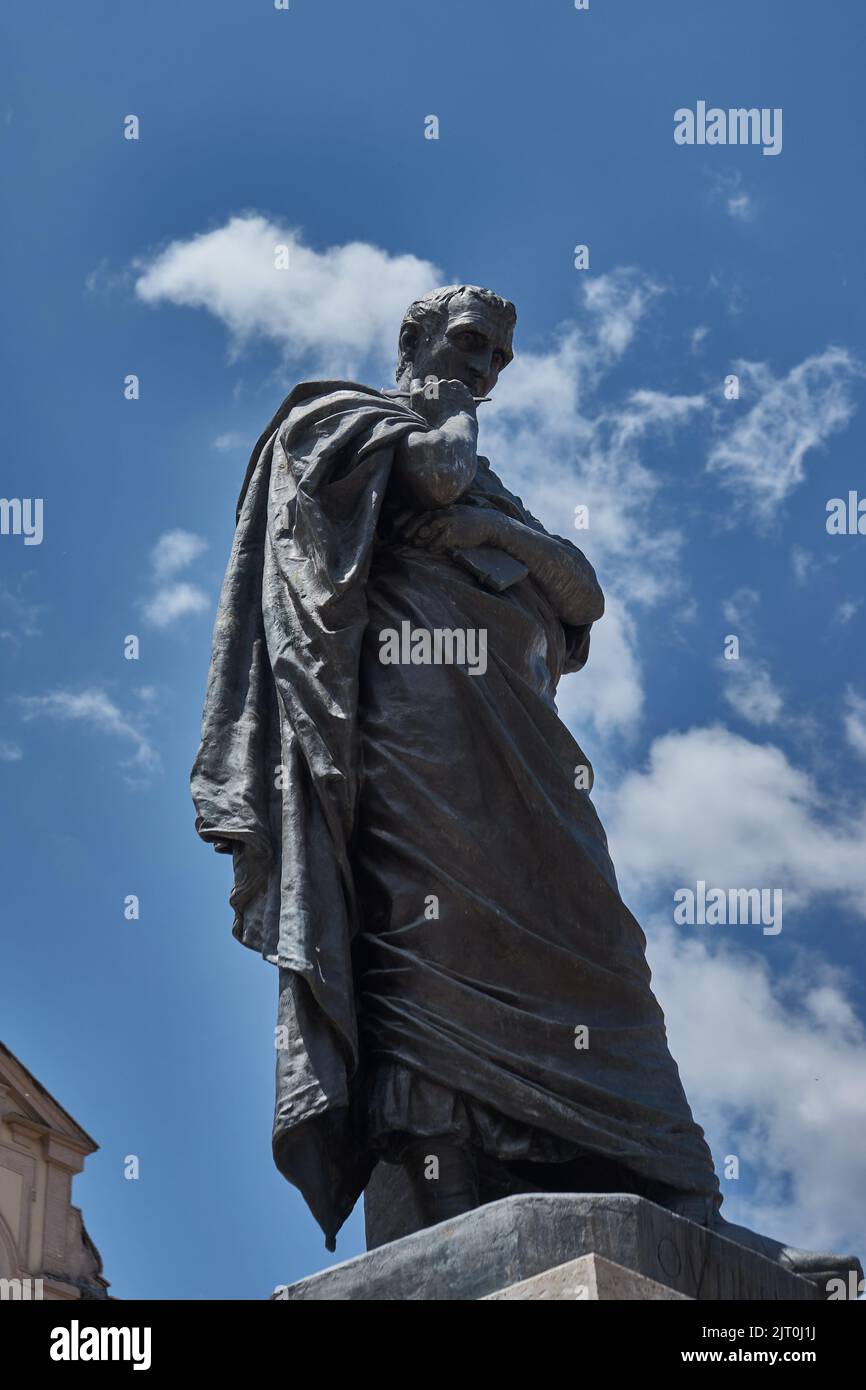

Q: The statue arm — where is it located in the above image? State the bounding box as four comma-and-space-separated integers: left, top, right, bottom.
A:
400, 500, 604, 627
488, 513, 605, 626
392, 380, 480, 508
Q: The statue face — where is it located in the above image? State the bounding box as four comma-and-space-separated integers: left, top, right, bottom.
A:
406, 299, 513, 398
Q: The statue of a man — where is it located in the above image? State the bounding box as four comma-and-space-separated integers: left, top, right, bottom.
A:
193, 285, 859, 1293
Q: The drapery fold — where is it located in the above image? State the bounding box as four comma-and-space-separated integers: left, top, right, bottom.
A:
193, 382, 424, 1246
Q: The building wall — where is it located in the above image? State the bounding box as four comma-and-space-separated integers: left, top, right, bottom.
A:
0, 1052, 109, 1300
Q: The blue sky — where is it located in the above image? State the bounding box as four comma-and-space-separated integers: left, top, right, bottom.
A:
2, 0, 865, 1298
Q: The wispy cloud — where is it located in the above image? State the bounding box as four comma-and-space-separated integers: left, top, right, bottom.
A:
0, 580, 43, 643
843, 689, 866, 759
722, 587, 760, 627
835, 599, 862, 625
708, 348, 864, 522
791, 545, 817, 586
211, 432, 247, 453
726, 192, 753, 221
581, 269, 663, 357
719, 589, 784, 726
723, 663, 784, 726
708, 170, 757, 224
0, 740, 23, 762
707, 271, 747, 318
84, 259, 133, 298
17, 688, 159, 778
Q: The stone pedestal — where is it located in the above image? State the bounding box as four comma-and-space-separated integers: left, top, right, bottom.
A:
481, 1253, 690, 1300
272, 1193, 820, 1301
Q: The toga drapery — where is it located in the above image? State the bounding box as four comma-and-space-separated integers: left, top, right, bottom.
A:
192, 381, 720, 1249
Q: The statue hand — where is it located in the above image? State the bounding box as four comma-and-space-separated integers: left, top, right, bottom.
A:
409, 377, 479, 431
403, 505, 506, 554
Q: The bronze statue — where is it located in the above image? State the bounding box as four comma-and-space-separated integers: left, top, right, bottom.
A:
193, 285, 860, 1294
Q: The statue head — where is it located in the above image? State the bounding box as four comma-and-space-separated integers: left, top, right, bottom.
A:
396, 285, 516, 398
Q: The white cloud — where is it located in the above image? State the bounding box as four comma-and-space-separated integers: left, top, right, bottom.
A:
608, 723, 866, 1248
843, 689, 866, 759
707, 271, 747, 318
142, 582, 209, 629
150, 528, 208, 579
0, 582, 42, 642
707, 348, 864, 521
835, 599, 862, 625
556, 599, 644, 740
647, 919, 866, 1255
134, 215, 441, 374
581, 268, 662, 357
477, 270, 705, 744
689, 325, 709, 354
608, 724, 866, 917
723, 662, 784, 726
142, 529, 210, 629
726, 191, 753, 221
708, 170, 756, 225
790, 545, 816, 586
0, 740, 23, 762
718, 590, 784, 726
211, 432, 247, 453
17, 688, 158, 775
722, 586, 760, 627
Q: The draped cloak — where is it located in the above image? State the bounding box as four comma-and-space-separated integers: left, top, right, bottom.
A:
192, 381, 720, 1250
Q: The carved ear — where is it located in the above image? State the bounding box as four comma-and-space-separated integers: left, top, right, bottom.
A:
399, 322, 421, 358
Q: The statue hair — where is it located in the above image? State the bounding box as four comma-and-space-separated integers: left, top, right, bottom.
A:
396, 285, 516, 382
